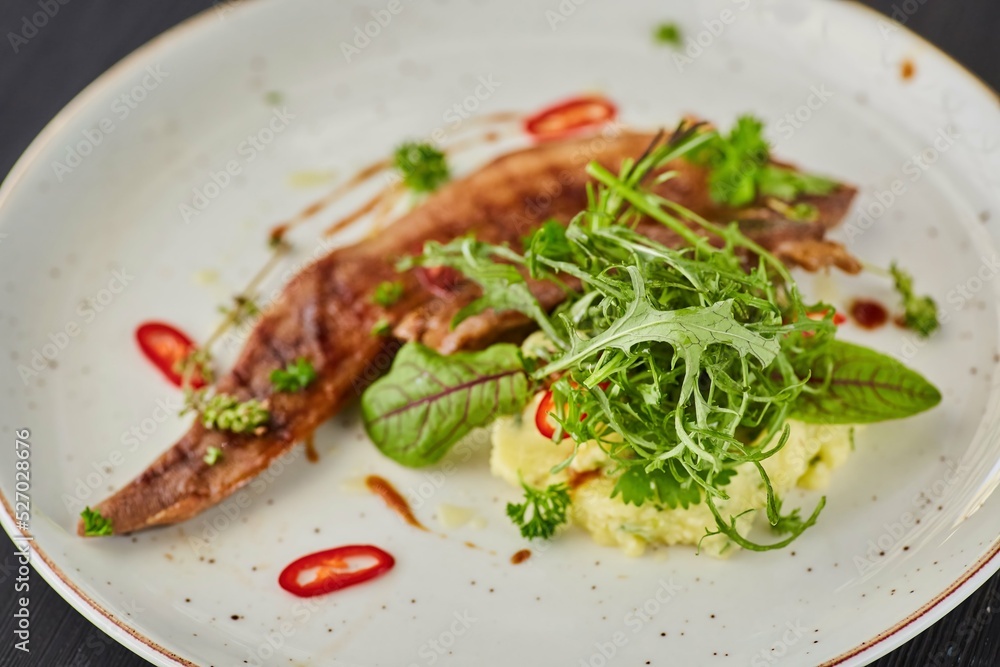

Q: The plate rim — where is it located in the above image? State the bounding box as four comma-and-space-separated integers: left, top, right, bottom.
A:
0, 1, 998, 666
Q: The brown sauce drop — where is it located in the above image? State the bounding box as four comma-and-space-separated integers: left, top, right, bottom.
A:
304, 436, 319, 463
850, 299, 889, 329
901, 59, 916, 81
568, 469, 602, 490
268, 223, 290, 247
365, 475, 428, 531
511, 549, 532, 565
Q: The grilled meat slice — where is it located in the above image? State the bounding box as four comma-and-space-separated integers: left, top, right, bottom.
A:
80, 129, 857, 535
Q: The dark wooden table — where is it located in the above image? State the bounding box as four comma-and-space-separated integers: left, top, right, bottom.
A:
1, 1, 998, 665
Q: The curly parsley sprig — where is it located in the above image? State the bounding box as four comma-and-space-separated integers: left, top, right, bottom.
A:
692, 115, 836, 208
890, 262, 939, 337
270, 358, 317, 393
394, 142, 450, 194
506, 479, 571, 540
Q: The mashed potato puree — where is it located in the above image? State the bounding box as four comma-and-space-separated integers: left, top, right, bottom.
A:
491, 394, 855, 557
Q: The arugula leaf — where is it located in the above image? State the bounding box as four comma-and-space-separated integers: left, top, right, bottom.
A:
361, 342, 533, 467
790, 340, 941, 424
506, 480, 571, 540
394, 142, 450, 193
80, 507, 113, 536
890, 262, 939, 337
402, 238, 565, 344
770, 496, 806, 535
525, 219, 574, 276
536, 268, 780, 378
270, 358, 317, 392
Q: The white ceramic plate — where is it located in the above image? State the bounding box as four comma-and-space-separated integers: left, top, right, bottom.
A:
2, 1, 999, 665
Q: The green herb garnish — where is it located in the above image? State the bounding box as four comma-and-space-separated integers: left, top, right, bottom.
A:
758, 166, 837, 201
890, 262, 939, 337
696, 115, 770, 207
394, 142, 450, 193
506, 480, 571, 540
694, 116, 836, 207
218, 295, 261, 326
766, 199, 819, 223
174, 348, 215, 389
195, 393, 270, 434
270, 358, 317, 393
203, 446, 223, 466
372, 280, 405, 307
371, 318, 392, 337
80, 507, 113, 536
769, 497, 807, 535
654, 22, 683, 47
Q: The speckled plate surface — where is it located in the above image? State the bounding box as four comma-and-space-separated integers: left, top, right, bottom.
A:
2, 1, 1000, 665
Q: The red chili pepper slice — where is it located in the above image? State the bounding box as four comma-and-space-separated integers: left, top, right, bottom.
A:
534, 382, 610, 439
414, 265, 462, 298
806, 309, 846, 326
535, 390, 568, 440
135, 322, 205, 388
524, 95, 617, 142
278, 545, 395, 598
801, 309, 846, 337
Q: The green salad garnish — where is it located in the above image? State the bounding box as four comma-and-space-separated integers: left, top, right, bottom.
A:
80, 507, 113, 537
362, 120, 941, 550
